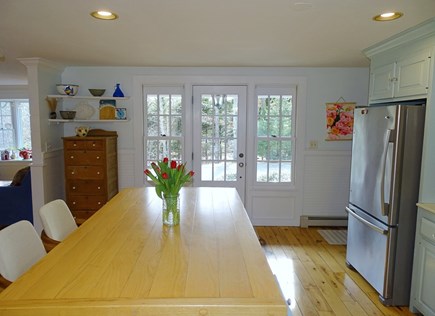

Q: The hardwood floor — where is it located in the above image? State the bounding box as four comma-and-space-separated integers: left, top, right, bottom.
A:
254, 226, 415, 316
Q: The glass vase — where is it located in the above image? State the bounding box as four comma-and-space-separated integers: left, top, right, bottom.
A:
162, 194, 180, 226
113, 83, 124, 97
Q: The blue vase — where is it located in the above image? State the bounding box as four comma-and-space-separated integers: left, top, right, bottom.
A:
113, 83, 124, 97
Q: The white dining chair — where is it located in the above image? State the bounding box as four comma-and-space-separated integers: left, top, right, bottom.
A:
39, 199, 78, 243
0, 220, 46, 284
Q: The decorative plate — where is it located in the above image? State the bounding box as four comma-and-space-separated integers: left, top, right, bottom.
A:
75, 101, 95, 119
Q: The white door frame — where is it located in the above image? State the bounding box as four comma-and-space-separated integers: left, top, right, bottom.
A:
133, 73, 307, 226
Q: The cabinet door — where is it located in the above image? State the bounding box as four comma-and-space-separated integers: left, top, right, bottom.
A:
413, 239, 435, 315
395, 48, 431, 98
370, 63, 395, 101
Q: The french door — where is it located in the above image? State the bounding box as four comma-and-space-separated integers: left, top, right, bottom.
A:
192, 86, 247, 201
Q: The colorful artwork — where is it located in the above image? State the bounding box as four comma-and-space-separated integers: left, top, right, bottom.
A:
325, 102, 355, 141
115, 108, 127, 120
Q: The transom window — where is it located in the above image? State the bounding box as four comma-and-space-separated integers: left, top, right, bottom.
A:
143, 87, 184, 180
0, 99, 31, 152
255, 87, 295, 183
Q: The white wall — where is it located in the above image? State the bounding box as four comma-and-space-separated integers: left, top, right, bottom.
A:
58, 66, 369, 225
0, 85, 28, 99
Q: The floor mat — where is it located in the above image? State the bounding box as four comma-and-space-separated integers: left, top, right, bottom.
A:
318, 229, 347, 245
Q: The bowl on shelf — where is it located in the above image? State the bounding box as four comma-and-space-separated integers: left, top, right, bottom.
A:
88, 89, 106, 97
59, 111, 76, 120
56, 84, 79, 96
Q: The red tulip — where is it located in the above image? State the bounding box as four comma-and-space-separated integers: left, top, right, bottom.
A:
163, 157, 169, 164
144, 169, 151, 175
188, 171, 195, 177
162, 173, 169, 179
170, 160, 177, 169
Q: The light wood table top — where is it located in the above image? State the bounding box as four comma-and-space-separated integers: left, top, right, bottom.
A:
0, 187, 288, 315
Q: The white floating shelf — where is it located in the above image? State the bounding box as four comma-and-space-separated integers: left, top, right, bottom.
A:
47, 95, 130, 101
49, 119, 130, 123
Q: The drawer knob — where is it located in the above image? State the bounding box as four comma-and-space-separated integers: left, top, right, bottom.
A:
72, 186, 76, 190
71, 171, 75, 175
73, 202, 76, 205
97, 172, 100, 175
73, 143, 77, 147
70, 156, 74, 159
92, 143, 96, 147
98, 202, 101, 205
96, 156, 100, 159
97, 186, 101, 190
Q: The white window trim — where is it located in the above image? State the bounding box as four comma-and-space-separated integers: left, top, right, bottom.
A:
133, 75, 306, 201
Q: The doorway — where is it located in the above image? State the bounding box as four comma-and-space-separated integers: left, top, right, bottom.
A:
192, 86, 247, 201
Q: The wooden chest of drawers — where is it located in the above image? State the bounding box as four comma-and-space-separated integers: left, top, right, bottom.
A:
63, 134, 118, 224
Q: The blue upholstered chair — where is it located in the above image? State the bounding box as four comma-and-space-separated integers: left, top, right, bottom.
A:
0, 167, 33, 227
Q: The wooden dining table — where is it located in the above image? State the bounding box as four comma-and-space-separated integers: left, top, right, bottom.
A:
0, 187, 288, 315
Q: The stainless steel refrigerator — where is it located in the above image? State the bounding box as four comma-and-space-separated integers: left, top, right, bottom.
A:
346, 101, 425, 306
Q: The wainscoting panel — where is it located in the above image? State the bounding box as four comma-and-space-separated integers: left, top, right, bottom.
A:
302, 151, 351, 217
250, 193, 297, 226
118, 149, 136, 189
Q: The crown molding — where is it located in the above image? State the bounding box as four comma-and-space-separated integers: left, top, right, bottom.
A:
363, 17, 435, 58
17, 57, 65, 72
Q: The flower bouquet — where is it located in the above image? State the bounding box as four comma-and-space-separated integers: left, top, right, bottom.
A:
144, 158, 194, 226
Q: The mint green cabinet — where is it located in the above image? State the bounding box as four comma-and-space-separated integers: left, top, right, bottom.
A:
410, 206, 435, 316
369, 48, 431, 102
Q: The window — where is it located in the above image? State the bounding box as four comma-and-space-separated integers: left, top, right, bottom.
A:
143, 87, 184, 181
0, 99, 31, 152
255, 87, 295, 183
200, 93, 238, 182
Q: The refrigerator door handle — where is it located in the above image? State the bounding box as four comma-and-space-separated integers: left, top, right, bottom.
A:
346, 207, 388, 235
380, 129, 392, 217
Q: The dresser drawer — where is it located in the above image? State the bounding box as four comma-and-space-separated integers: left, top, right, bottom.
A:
64, 141, 87, 150
65, 150, 106, 165
85, 140, 105, 150
66, 166, 106, 179
64, 140, 105, 151
71, 210, 97, 223
421, 217, 435, 245
66, 180, 106, 195
67, 195, 107, 210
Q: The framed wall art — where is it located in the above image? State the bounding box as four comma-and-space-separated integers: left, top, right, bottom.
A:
325, 101, 355, 141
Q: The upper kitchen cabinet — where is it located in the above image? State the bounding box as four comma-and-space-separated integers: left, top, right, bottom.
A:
364, 18, 435, 104
369, 48, 431, 101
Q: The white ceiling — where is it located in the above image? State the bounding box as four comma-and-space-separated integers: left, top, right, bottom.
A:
1, 0, 435, 85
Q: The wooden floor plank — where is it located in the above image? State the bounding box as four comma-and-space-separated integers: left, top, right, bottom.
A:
255, 226, 414, 316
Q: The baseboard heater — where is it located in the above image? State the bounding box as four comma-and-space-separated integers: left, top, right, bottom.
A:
300, 215, 348, 228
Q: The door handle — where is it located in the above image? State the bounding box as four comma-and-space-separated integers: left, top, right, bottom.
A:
346, 207, 388, 235
380, 129, 392, 216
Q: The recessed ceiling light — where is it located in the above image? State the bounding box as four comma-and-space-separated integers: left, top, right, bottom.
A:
90, 10, 118, 20
373, 12, 403, 21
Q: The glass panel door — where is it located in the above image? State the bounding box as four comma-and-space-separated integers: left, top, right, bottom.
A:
192, 86, 247, 201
